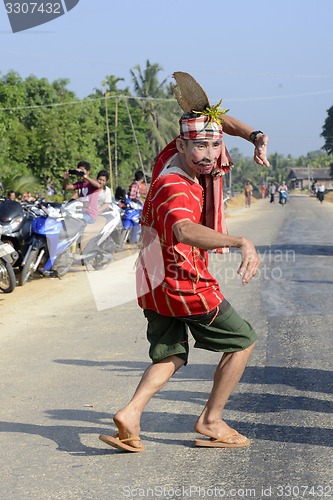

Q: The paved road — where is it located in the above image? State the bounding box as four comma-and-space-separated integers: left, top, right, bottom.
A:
0, 196, 332, 500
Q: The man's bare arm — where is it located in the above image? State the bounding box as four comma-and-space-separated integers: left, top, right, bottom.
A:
173, 220, 260, 285
222, 114, 270, 167
83, 174, 102, 189
63, 171, 75, 191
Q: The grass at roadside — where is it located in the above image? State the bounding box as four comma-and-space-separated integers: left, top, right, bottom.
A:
325, 191, 333, 203
226, 193, 256, 211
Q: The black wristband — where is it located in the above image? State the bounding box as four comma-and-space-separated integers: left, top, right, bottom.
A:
249, 130, 264, 143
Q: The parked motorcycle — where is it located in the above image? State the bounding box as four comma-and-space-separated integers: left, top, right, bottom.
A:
75, 201, 126, 269
0, 231, 18, 293
21, 198, 126, 283
20, 200, 86, 284
0, 199, 42, 285
117, 197, 143, 245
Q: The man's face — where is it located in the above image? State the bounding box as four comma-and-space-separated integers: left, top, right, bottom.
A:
98, 175, 107, 187
77, 166, 88, 176
178, 138, 222, 177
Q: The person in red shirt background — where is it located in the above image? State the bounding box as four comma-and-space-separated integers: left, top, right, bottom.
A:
261, 183, 266, 199
128, 170, 145, 203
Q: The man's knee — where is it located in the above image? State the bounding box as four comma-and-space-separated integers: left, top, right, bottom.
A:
242, 341, 256, 356
156, 354, 186, 372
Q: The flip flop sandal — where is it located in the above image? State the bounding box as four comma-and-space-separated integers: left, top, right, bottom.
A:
99, 433, 144, 452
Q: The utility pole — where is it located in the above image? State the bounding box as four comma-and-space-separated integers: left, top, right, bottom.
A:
105, 91, 113, 192
114, 96, 118, 188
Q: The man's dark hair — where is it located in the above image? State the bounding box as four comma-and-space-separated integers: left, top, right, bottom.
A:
115, 186, 126, 201
134, 171, 144, 182
7, 190, 15, 197
179, 111, 198, 121
97, 169, 109, 180
77, 161, 91, 171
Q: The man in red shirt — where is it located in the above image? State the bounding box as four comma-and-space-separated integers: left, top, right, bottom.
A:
99, 86, 269, 452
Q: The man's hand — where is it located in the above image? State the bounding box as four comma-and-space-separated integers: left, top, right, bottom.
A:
63, 170, 69, 180
253, 134, 270, 167
237, 238, 260, 285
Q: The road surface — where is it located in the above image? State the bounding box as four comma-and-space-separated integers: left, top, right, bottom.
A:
0, 196, 332, 499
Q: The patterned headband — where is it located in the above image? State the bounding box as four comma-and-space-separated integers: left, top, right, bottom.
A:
179, 116, 223, 140
179, 100, 228, 140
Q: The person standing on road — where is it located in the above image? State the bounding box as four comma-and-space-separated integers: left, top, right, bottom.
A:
261, 183, 266, 199
317, 182, 325, 203
244, 180, 253, 207
99, 72, 270, 452
268, 181, 276, 203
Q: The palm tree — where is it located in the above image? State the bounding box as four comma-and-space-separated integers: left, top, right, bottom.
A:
130, 61, 179, 164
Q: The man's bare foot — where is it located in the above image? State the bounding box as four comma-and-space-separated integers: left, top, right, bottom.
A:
194, 418, 249, 445
113, 407, 142, 449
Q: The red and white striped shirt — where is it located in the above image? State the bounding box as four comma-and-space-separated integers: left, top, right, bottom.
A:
136, 167, 223, 316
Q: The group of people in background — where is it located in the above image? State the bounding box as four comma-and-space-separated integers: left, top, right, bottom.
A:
244, 180, 289, 207
268, 181, 288, 205
63, 162, 150, 225
244, 178, 329, 207
0, 189, 40, 203
63, 161, 115, 224
311, 180, 326, 203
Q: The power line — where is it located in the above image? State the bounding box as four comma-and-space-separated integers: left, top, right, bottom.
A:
0, 94, 177, 112
1, 88, 333, 112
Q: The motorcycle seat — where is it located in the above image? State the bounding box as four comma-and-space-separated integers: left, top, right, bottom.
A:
79, 216, 106, 251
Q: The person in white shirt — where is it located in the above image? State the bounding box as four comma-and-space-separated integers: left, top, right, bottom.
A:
97, 170, 112, 212
317, 182, 325, 203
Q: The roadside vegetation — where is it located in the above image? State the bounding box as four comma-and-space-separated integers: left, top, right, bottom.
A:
0, 61, 332, 198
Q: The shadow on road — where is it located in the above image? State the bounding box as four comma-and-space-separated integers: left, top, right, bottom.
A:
1, 362, 330, 455
255, 244, 333, 257
54, 359, 333, 394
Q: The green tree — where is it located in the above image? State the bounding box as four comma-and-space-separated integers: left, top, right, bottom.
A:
0, 71, 30, 180
90, 76, 150, 190
130, 61, 179, 164
22, 77, 104, 193
321, 104, 333, 155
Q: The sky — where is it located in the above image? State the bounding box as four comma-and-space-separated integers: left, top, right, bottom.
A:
0, 0, 333, 159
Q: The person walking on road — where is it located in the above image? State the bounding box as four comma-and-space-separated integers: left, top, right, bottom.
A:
317, 182, 325, 203
268, 181, 276, 203
244, 180, 253, 207
99, 72, 270, 453
261, 183, 266, 199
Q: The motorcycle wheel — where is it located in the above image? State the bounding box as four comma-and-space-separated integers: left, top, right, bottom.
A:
84, 239, 116, 270
19, 248, 39, 286
53, 249, 74, 277
122, 227, 132, 245
0, 258, 16, 293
